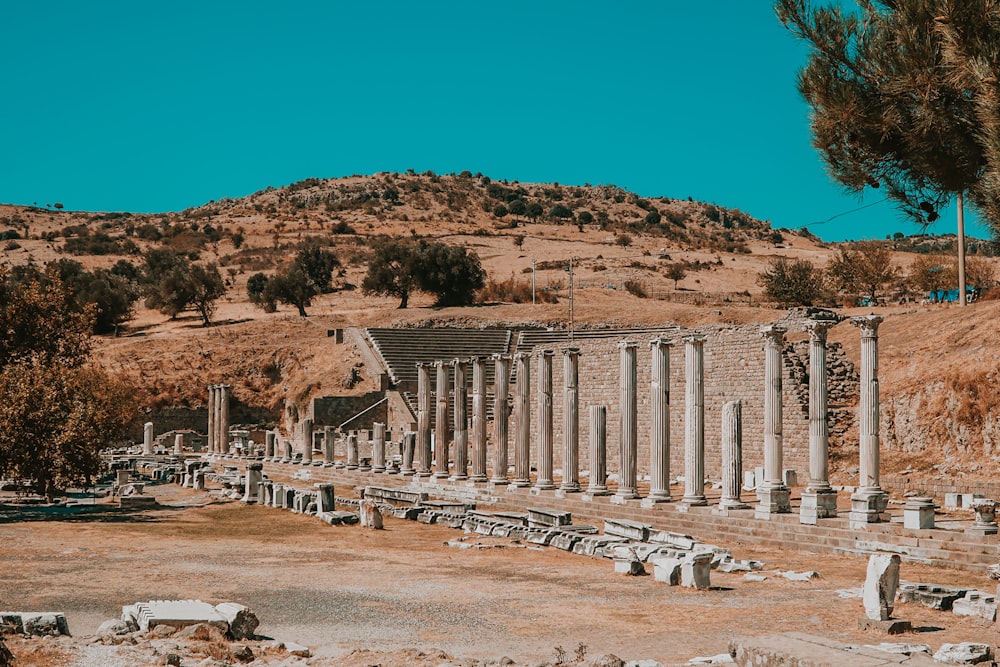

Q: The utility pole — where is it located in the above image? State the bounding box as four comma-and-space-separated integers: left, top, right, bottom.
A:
958, 192, 967, 307
532, 259, 536, 306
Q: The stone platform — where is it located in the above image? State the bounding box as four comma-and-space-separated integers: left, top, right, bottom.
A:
256, 460, 1000, 572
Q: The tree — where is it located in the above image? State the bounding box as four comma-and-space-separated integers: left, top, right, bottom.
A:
0, 267, 93, 366
247, 272, 274, 311
757, 257, 823, 306
508, 199, 527, 221
825, 240, 898, 304
0, 359, 133, 500
414, 241, 485, 307
776, 0, 988, 306
577, 210, 594, 225
266, 263, 317, 317
907, 254, 954, 294
664, 263, 687, 289
549, 204, 574, 221
644, 210, 662, 225
189, 263, 226, 326
362, 238, 421, 308
294, 243, 339, 294
525, 202, 544, 222
493, 204, 508, 220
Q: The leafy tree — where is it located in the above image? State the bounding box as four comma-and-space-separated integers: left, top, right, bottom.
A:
414, 241, 485, 307
508, 199, 527, 220
247, 272, 274, 311
266, 263, 317, 317
644, 210, 661, 225
776, 0, 989, 305
0, 268, 93, 366
757, 257, 823, 306
362, 238, 421, 308
549, 204, 574, 221
825, 240, 898, 304
189, 263, 226, 326
294, 243, 339, 294
525, 202, 544, 222
907, 254, 954, 294
0, 358, 133, 500
493, 204, 508, 219
664, 263, 687, 289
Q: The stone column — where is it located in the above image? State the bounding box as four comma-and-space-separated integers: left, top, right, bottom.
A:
207, 385, 217, 454
242, 462, 262, 503
849, 315, 889, 527
434, 361, 450, 478
512, 352, 532, 488
265, 430, 276, 460
450, 359, 469, 481
174, 433, 184, 455
323, 426, 335, 465
315, 483, 335, 513
401, 431, 416, 476
372, 422, 386, 473
300, 418, 313, 465
358, 430, 372, 471
681, 335, 707, 506
143, 422, 153, 456
218, 384, 231, 455
646, 338, 672, 504
470, 357, 488, 482
756, 325, 791, 518
416, 363, 433, 478
347, 433, 359, 469
490, 354, 512, 485
801, 319, 838, 524
614, 341, 640, 501
560, 347, 581, 492
534, 350, 555, 491
586, 405, 610, 495
718, 400, 750, 511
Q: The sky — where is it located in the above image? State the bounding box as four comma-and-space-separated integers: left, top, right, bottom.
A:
1, 2, 991, 242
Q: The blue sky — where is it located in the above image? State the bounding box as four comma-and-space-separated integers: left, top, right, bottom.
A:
1, 2, 990, 242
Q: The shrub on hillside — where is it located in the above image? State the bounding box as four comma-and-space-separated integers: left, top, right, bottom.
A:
478, 276, 558, 304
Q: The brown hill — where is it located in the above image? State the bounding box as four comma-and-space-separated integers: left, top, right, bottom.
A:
2, 172, 999, 479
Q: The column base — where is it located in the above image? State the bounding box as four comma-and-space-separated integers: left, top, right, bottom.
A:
449, 474, 469, 482
510, 479, 532, 488
469, 474, 488, 483
433, 472, 449, 479
966, 523, 999, 536
415, 471, 432, 478
611, 491, 640, 504
372, 466, 386, 473
848, 489, 890, 528
799, 489, 839, 525
755, 486, 791, 519
532, 482, 556, 492
680, 495, 708, 508
554, 485, 580, 497
489, 477, 509, 486
641, 495, 673, 509
717, 498, 751, 511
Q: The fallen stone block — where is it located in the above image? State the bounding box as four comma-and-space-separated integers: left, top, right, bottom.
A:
687, 654, 734, 665
359, 499, 383, 529
743, 574, 767, 582
897, 582, 969, 611
318, 510, 359, 525
0, 612, 71, 637
614, 557, 645, 576
96, 619, 132, 636
652, 557, 682, 585
933, 642, 993, 665
681, 553, 711, 590
857, 617, 912, 635
951, 591, 997, 622
122, 600, 227, 633
780, 570, 820, 582
730, 632, 937, 667
214, 602, 259, 640
118, 495, 157, 508
527, 507, 572, 527
864, 643, 931, 656
604, 518, 651, 542
647, 530, 697, 550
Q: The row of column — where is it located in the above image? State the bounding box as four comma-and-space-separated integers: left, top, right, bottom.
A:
403, 315, 886, 525
206, 384, 231, 455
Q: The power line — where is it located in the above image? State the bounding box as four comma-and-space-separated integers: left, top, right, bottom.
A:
802, 198, 889, 227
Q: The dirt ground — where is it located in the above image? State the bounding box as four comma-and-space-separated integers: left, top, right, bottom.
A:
1, 482, 998, 667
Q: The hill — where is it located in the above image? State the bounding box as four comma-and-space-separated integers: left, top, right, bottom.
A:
2, 171, 1000, 481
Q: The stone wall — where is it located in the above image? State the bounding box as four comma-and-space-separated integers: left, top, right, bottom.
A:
135, 402, 280, 443
311, 391, 387, 431
515, 319, 858, 483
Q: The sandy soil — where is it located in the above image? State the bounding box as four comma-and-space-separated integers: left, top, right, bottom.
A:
1, 483, 997, 666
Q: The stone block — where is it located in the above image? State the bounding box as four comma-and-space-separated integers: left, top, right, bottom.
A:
732, 632, 938, 667
359, 499, 383, 529
933, 643, 993, 665
742, 471, 756, 491
951, 591, 997, 622
897, 582, 969, 611
755, 486, 791, 519
857, 618, 913, 635
681, 553, 712, 589
799, 490, 838, 525
902, 498, 935, 530
944, 493, 962, 508
122, 600, 227, 633
603, 518, 651, 542
782, 469, 797, 487
647, 530, 696, 550
527, 507, 572, 527
214, 603, 259, 640
613, 557, 645, 576
863, 554, 900, 621
652, 557, 682, 585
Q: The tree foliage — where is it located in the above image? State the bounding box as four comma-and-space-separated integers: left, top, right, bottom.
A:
0, 268, 93, 365
757, 257, 823, 306
142, 250, 226, 325
825, 240, 899, 303
248, 244, 339, 316
362, 239, 485, 308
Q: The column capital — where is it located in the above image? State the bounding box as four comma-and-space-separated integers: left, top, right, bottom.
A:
618, 339, 638, 351
537, 348, 554, 359
759, 324, 787, 344
804, 319, 833, 342
514, 351, 532, 362
491, 352, 512, 362
851, 314, 883, 337
433, 359, 446, 369
415, 361, 431, 369
682, 334, 706, 346
562, 346, 581, 357
649, 336, 674, 349
450, 357, 467, 369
